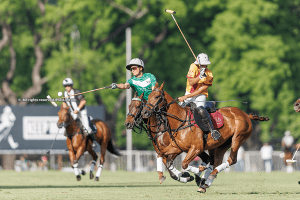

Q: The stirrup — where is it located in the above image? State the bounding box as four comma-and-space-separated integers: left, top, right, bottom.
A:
211, 130, 221, 141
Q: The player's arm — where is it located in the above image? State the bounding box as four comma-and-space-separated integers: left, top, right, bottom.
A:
188, 77, 201, 86
117, 83, 130, 89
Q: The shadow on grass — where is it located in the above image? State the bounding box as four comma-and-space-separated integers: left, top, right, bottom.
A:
0, 182, 196, 189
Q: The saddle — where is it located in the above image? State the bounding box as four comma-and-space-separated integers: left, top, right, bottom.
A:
188, 103, 224, 131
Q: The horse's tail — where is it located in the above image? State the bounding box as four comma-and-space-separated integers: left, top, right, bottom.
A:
107, 139, 122, 156
248, 113, 269, 121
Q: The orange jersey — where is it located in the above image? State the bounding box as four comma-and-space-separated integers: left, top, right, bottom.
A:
186, 63, 213, 97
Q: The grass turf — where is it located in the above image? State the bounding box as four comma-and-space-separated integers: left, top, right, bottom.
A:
0, 170, 299, 200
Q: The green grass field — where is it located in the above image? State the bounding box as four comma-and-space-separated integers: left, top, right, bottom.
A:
0, 170, 299, 200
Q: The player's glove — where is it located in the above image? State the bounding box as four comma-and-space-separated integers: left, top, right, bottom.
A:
110, 83, 118, 89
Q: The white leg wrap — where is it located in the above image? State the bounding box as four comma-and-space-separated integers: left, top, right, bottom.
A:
78, 169, 82, 174
96, 165, 103, 178
169, 165, 182, 178
202, 165, 213, 180
178, 177, 188, 183
215, 161, 229, 173
186, 165, 199, 174
90, 160, 96, 172
205, 177, 215, 187
157, 157, 163, 172
73, 163, 79, 176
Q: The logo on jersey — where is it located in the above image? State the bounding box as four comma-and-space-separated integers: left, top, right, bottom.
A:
132, 78, 151, 87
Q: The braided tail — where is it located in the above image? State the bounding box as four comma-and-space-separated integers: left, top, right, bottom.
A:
248, 113, 269, 121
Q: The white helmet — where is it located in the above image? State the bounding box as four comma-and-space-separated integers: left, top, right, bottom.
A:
194, 53, 211, 65
126, 58, 145, 70
63, 78, 74, 86
284, 131, 291, 136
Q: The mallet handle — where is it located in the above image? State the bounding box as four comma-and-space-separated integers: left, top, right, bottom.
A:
165, 9, 176, 14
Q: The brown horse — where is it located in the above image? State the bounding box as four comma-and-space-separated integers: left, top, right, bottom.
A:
125, 92, 214, 185
57, 105, 121, 181
294, 99, 300, 112
142, 82, 269, 192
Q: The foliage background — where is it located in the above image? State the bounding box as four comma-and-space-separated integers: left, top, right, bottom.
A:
1, 0, 300, 150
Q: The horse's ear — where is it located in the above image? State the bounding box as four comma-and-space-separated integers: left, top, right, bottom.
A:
154, 82, 159, 89
60, 104, 64, 109
158, 81, 165, 90
134, 91, 138, 97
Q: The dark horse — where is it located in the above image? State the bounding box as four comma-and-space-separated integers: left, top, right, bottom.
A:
57, 105, 121, 181
142, 83, 269, 192
125, 92, 213, 185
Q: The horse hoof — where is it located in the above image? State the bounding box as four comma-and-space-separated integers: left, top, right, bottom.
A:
94, 177, 99, 182
90, 172, 94, 179
159, 176, 166, 184
76, 175, 81, 181
181, 172, 190, 178
187, 175, 194, 182
197, 187, 206, 193
81, 170, 86, 175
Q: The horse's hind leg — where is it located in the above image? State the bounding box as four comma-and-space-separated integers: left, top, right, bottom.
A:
198, 139, 231, 193
87, 140, 98, 180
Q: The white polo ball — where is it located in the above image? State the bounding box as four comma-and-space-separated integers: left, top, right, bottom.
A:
58, 91, 63, 97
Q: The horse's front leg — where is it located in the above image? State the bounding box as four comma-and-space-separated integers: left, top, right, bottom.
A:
157, 156, 166, 184
73, 142, 87, 181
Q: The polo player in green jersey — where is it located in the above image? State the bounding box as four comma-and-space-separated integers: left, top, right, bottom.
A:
110, 58, 165, 179
110, 58, 157, 100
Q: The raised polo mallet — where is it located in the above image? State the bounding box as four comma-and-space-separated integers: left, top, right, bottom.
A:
47, 95, 58, 107
165, 9, 199, 63
286, 145, 300, 163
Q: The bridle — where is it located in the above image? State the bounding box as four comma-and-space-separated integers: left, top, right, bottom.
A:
59, 109, 81, 139
144, 88, 196, 152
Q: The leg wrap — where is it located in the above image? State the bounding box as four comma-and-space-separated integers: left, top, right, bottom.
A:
215, 161, 229, 173
169, 165, 182, 178
90, 160, 96, 172
186, 165, 200, 174
202, 165, 213, 180
96, 165, 103, 178
157, 157, 163, 172
73, 163, 79, 176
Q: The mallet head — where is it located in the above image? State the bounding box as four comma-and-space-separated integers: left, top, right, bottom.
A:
286, 159, 297, 163
46, 150, 50, 154
165, 9, 176, 14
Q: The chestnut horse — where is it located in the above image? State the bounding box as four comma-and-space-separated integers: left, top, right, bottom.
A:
125, 92, 215, 186
57, 105, 121, 181
142, 83, 269, 192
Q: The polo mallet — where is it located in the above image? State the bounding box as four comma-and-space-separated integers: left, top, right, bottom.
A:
59, 85, 112, 99
47, 95, 58, 107
165, 9, 199, 64
286, 146, 300, 163
46, 130, 60, 154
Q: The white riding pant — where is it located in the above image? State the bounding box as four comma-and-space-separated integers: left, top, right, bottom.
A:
183, 92, 206, 108
70, 108, 92, 134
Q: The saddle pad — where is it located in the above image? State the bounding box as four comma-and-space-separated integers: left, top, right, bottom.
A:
189, 110, 224, 129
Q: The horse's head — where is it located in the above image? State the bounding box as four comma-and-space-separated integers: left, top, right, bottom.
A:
294, 99, 300, 112
57, 104, 71, 128
142, 82, 166, 118
124, 92, 145, 129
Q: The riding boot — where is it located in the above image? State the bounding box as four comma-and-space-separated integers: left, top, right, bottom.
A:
88, 131, 97, 149
196, 106, 221, 141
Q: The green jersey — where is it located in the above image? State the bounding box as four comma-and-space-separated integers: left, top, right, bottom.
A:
127, 73, 157, 101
